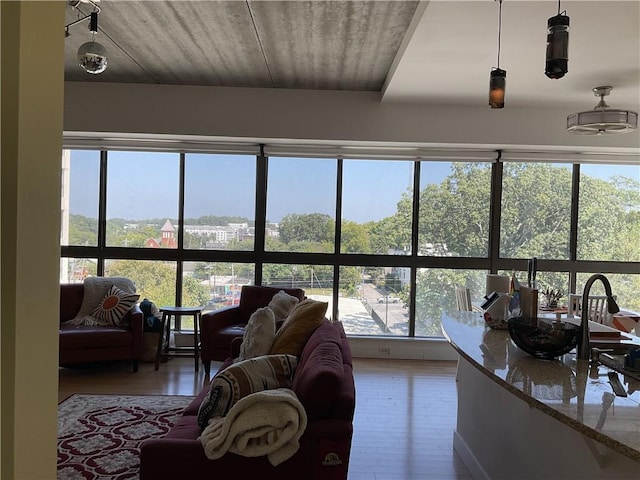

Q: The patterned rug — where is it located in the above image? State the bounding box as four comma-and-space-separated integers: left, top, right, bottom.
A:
57, 394, 194, 480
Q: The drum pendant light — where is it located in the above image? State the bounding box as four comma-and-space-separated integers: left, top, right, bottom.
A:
489, 0, 506, 109
545, 1, 570, 79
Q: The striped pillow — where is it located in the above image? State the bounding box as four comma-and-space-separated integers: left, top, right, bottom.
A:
90, 284, 140, 326
197, 354, 298, 429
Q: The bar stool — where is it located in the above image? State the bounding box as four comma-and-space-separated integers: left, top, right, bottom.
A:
155, 306, 202, 371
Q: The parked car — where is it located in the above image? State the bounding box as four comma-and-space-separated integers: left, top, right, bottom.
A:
377, 296, 400, 304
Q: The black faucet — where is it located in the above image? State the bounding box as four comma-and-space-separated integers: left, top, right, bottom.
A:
576, 273, 620, 360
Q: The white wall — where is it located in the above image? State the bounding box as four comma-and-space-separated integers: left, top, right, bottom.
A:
64, 82, 640, 151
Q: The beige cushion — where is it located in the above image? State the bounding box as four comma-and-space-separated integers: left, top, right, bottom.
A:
267, 290, 300, 322
197, 354, 298, 429
237, 307, 276, 361
269, 299, 328, 356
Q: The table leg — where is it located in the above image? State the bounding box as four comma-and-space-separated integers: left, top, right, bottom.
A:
155, 311, 169, 371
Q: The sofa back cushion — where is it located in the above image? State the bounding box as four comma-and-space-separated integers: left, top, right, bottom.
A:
237, 285, 305, 323
269, 299, 328, 357
60, 284, 85, 323
292, 319, 348, 421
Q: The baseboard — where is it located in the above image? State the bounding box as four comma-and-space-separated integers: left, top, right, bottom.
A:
347, 336, 458, 361
453, 430, 488, 480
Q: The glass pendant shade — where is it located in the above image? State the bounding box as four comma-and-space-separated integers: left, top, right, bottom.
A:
545, 13, 570, 79
489, 68, 506, 109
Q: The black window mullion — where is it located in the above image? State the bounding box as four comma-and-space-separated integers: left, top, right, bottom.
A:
254, 145, 268, 284
97, 149, 108, 276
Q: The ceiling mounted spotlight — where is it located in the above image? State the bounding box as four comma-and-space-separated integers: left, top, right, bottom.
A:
489, 0, 506, 109
567, 86, 638, 135
545, 0, 570, 79
65, 0, 107, 74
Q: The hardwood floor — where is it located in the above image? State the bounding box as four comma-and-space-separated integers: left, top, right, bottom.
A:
58, 357, 472, 480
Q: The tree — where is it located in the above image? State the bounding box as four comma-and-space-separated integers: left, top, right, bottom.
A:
105, 260, 209, 307
278, 213, 334, 245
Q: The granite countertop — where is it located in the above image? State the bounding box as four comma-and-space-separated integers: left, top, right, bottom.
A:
441, 311, 640, 463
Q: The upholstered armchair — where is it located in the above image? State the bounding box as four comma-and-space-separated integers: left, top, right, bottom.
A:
59, 277, 144, 372
199, 285, 305, 375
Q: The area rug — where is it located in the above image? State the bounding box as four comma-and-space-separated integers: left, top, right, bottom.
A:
58, 394, 194, 480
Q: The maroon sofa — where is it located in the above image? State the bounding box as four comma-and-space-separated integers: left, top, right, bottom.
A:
200, 285, 306, 374
140, 319, 355, 480
59, 283, 144, 372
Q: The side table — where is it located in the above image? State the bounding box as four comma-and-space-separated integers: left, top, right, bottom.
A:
155, 306, 202, 372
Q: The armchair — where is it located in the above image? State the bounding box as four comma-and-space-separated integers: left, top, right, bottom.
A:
59, 279, 144, 372
200, 285, 305, 375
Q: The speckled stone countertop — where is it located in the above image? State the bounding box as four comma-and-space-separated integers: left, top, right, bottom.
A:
441, 311, 640, 463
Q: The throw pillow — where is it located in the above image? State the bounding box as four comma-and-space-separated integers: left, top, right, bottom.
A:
269, 298, 328, 356
197, 354, 298, 429
90, 284, 140, 326
237, 307, 276, 361
63, 276, 137, 325
267, 290, 300, 322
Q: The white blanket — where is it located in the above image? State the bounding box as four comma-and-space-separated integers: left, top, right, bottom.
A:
199, 388, 307, 466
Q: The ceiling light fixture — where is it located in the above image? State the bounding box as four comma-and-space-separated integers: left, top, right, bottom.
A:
567, 86, 638, 135
545, 0, 570, 79
489, 0, 506, 109
65, 0, 107, 74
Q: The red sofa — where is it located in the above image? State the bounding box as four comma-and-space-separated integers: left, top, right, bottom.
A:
140, 319, 355, 480
200, 285, 306, 375
59, 283, 144, 372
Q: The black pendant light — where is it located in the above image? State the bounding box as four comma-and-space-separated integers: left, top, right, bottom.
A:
545, 0, 570, 79
489, 0, 506, 109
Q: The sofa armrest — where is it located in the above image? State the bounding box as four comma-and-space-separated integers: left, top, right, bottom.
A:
124, 304, 144, 357
200, 306, 242, 335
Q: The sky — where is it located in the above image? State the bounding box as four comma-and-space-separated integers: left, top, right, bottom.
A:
68, 150, 639, 224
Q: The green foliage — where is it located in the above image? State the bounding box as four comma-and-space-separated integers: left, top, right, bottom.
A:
105, 260, 209, 308
279, 213, 334, 245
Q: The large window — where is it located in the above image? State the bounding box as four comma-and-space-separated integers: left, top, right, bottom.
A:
106, 151, 180, 248
61, 147, 640, 340
342, 159, 413, 255
184, 154, 256, 251
266, 157, 336, 253
419, 162, 491, 257
501, 162, 572, 259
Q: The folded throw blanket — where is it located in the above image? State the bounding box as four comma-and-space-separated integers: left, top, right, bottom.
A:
199, 388, 307, 466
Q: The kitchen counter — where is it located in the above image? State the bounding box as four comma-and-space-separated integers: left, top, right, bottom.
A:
441, 311, 640, 480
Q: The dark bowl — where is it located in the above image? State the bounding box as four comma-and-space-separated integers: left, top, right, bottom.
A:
507, 317, 581, 359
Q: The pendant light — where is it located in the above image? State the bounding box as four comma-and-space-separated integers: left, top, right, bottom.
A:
489, 0, 506, 109
567, 86, 638, 135
545, 0, 570, 79
65, 1, 108, 74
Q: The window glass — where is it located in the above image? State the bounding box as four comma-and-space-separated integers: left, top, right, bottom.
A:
187, 262, 255, 314
576, 273, 640, 313
104, 259, 185, 308
184, 154, 256, 250
60, 257, 97, 283
262, 263, 333, 295
578, 164, 640, 262
501, 162, 572, 259
266, 157, 336, 253
339, 265, 410, 336
106, 151, 180, 248
341, 160, 413, 255
419, 162, 490, 257
415, 268, 485, 336
61, 149, 99, 246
